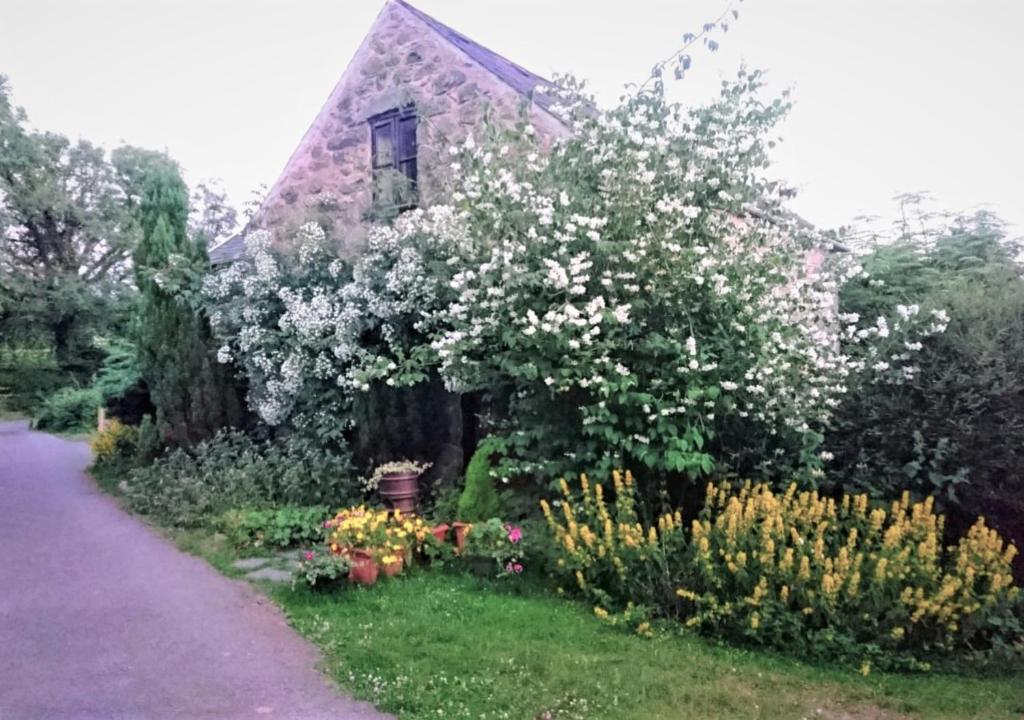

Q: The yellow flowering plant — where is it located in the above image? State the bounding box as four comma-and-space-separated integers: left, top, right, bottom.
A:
543, 472, 1022, 670
90, 419, 138, 465
324, 506, 433, 567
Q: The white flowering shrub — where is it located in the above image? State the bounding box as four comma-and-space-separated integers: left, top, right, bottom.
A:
204, 224, 355, 441
342, 69, 940, 483
207, 69, 940, 489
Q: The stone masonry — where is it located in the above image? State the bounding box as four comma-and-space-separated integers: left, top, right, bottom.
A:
252, 0, 568, 257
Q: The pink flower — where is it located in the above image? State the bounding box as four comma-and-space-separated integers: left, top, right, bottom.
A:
513, 563, 524, 574
305, 551, 315, 561
507, 526, 523, 544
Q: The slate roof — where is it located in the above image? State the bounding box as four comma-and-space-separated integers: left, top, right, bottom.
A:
393, 0, 555, 112
208, 231, 247, 264
208, 0, 556, 264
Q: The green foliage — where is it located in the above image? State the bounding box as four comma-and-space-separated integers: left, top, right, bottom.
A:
92, 337, 142, 402
134, 414, 161, 465
0, 346, 66, 413
32, 386, 101, 433
544, 472, 1022, 672
123, 430, 356, 527
462, 517, 524, 576
132, 160, 243, 449
0, 76, 145, 384
825, 209, 1024, 563
457, 438, 503, 521
293, 550, 350, 591
278, 572, 1024, 720
216, 506, 330, 551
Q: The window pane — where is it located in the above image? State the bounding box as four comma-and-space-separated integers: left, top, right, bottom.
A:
372, 122, 394, 168
398, 116, 417, 161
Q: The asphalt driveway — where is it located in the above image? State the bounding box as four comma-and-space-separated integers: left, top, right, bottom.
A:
0, 420, 387, 720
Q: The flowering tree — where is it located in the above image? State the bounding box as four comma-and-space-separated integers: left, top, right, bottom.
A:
208, 68, 939, 489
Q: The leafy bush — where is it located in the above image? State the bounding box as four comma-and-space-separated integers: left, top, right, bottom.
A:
216, 506, 330, 551
294, 550, 350, 591
91, 419, 139, 466
825, 211, 1024, 571
0, 347, 67, 414
124, 430, 357, 527
543, 471, 1022, 670
33, 386, 101, 433
457, 438, 503, 521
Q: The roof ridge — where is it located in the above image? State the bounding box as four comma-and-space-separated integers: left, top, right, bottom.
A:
391, 0, 556, 111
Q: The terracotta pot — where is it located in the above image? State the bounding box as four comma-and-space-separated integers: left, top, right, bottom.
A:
430, 523, 450, 544
452, 521, 471, 555
347, 549, 379, 586
382, 555, 404, 577
378, 471, 420, 514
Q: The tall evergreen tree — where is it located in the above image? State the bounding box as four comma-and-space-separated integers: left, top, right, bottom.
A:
133, 160, 242, 448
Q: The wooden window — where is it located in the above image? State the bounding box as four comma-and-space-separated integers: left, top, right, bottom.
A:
370, 106, 417, 211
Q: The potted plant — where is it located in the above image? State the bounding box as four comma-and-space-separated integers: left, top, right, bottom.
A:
451, 521, 472, 555
462, 518, 524, 578
430, 522, 450, 543
294, 550, 351, 592
348, 548, 380, 585
366, 460, 432, 514
379, 550, 404, 577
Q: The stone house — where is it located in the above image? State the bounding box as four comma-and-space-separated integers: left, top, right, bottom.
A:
210, 0, 568, 264
209, 0, 569, 482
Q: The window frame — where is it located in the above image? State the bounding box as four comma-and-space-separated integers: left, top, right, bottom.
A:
369, 105, 418, 211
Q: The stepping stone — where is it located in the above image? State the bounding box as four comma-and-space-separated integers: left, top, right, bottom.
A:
244, 567, 294, 583
232, 557, 270, 571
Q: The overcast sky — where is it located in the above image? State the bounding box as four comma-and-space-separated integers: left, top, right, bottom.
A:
1, 0, 1021, 234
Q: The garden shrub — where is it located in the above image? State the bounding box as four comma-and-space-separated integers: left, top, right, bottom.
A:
32, 386, 101, 433
124, 430, 357, 527
216, 505, 330, 551
457, 438, 503, 521
825, 211, 1024, 574
543, 471, 1022, 670
90, 419, 139, 467
0, 347, 67, 414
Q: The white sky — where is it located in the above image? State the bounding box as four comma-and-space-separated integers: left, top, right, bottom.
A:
1, 0, 1021, 233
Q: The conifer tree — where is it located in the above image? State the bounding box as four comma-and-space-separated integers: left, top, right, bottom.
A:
133, 159, 242, 448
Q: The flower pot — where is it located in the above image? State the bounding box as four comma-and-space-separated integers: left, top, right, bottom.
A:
382, 555, 404, 577
430, 523, 450, 544
468, 555, 494, 577
347, 549, 379, 586
452, 521, 471, 555
378, 471, 421, 514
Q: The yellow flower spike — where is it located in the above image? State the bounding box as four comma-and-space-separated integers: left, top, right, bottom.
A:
798, 556, 811, 581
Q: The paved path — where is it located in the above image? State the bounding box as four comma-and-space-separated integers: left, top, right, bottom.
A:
0, 421, 388, 720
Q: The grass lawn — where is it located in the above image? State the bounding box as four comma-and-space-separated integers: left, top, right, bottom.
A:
271, 571, 1024, 720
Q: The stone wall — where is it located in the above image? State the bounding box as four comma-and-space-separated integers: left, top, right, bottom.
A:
255, 1, 567, 256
